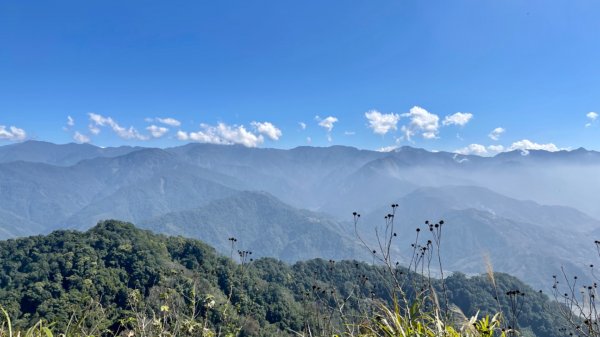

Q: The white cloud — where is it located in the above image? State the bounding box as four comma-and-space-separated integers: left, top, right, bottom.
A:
67, 116, 75, 127
455, 144, 488, 156
0, 125, 27, 141
306, 136, 312, 144
251, 121, 282, 140
442, 112, 473, 126
487, 145, 505, 153
156, 117, 181, 127
88, 124, 101, 135
455, 141, 560, 157
88, 113, 109, 126
400, 106, 440, 140
146, 125, 169, 138
88, 113, 149, 140
586, 112, 598, 127
377, 145, 399, 152
73, 131, 90, 144
452, 154, 469, 164
488, 127, 505, 141
176, 130, 189, 141
316, 116, 338, 132
508, 139, 562, 153
299, 122, 306, 130
315, 115, 338, 142
344, 131, 356, 136
177, 123, 264, 147
365, 110, 400, 135
145, 117, 181, 127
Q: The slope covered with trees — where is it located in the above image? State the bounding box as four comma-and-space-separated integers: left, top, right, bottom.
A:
0, 220, 568, 337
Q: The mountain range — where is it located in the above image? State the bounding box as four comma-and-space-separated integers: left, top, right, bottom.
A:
1, 140, 599, 291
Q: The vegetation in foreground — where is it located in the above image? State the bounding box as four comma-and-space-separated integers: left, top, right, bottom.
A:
0, 217, 572, 337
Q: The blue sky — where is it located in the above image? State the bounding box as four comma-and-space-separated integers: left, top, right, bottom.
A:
1, 1, 600, 154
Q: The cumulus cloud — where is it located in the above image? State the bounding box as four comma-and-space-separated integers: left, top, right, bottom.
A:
146, 125, 169, 138
156, 117, 181, 127
487, 145, 505, 153
508, 139, 562, 153
455, 141, 561, 157
377, 145, 399, 152
251, 121, 282, 140
455, 144, 488, 156
145, 117, 181, 127
0, 125, 27, 141
73, 131, 90, 144
365, 110, 400, 135
315, 115, 338, 142
299, 122, 306, 130
176, 123, 264, 147
88, 124, 101, 135
63, 116, 76, 131
442, 112, 473, 126
176, 131, 189, 141
488, 127, 505, 141
400, 106, 440, 140
88, 113, 149, 140
316, 116, 338, 132
586, 112, 598, 127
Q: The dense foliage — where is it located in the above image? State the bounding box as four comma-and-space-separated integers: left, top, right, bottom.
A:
0, 220, 568, 336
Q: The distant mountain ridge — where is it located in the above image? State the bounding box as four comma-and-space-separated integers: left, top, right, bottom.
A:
1, 140, 599, 291
0, 140, 142, 166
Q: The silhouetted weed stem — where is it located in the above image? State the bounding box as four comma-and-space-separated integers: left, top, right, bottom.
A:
432, 220, 450, 320
504, 290, 525, 337
550, 240, 600, 337
222, 237, 238, 326
356, 209, 416, 309
351, 205, 457, 336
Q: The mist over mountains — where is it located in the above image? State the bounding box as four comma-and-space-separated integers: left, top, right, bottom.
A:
1, 140, 599, 291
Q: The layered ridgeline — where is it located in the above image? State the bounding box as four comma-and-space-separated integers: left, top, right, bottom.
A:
0, 221, 567, 337
1, 141, 600, 291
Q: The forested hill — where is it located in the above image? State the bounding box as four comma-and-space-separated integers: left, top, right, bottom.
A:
0, 220, 567, 337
